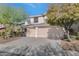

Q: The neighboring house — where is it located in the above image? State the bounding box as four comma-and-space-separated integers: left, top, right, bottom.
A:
25, 14, 64, 39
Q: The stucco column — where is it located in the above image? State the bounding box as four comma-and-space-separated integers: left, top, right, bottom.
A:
35, 27, 38, 38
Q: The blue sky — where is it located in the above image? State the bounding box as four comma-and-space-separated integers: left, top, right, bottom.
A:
8, 3, 48, 16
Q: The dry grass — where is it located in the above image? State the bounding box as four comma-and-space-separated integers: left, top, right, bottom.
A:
61, 40, 79, 51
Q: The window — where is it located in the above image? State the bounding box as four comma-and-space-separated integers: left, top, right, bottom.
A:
34, 17, 38, 23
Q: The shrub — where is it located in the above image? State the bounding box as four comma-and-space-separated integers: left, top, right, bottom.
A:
76, 36, 79, 40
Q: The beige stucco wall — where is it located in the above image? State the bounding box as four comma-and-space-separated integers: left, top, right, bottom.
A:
26, 28, 36, 37
38, 17, 45, 24
37, 27, 49, 38
30, 16, 46, 24
26, 27, 50, 38
26, 26, 64, 39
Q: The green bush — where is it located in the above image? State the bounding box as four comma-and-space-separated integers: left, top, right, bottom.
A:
0, 25, 26, 39
75, 32, 79, 40
76, 36, 79, 40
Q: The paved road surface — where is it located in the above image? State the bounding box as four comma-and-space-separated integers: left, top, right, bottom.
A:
0, 37, 57, 49
0, 37, 79, 56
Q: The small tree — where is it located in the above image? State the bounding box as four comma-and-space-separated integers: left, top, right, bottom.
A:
0, 5, 28, 25
0, 5, 28, 38
47, 4, 79, 41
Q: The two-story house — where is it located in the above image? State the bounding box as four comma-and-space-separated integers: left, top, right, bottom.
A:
25, 14, 64, 39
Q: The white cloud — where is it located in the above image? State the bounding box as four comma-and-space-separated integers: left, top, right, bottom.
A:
27, 4, 37, 8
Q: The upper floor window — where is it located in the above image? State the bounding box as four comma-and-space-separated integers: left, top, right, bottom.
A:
34, 17, 38, 23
